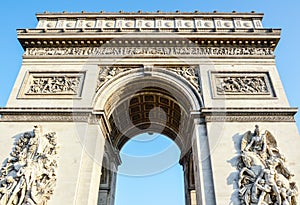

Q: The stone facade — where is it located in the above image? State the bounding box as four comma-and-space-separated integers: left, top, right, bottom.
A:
0, 11, 299, 205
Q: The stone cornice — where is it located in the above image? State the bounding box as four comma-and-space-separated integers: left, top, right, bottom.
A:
0, 107, 93, 122
200, 107, 298, 122
36, 11, 264, 19
17, 11, 281, 50
0, 107, 93, 113
0, 107, 296, 123
17, 29, 280, 52
17, 29, 280, 39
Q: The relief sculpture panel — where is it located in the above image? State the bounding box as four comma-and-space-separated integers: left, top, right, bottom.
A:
18, 72, 85, 99
211, 72, 275, 99
0, 126, 58, 205
237, 126, 298, 205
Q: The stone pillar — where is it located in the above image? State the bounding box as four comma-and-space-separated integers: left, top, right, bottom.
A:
192, 118, 216, 205
75, 124, 106, 205
98, 139, 121, 205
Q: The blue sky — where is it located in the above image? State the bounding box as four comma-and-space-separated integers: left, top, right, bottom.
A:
0, 1, 299, 205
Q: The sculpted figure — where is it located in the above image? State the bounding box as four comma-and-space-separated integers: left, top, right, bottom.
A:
251, 179, 271, 204
244, 125, 266, 155
0, 126, 58, 205
0, 176, 17, 204
287, 182, 298, 205
238, 126, 298, 205
259, 167, 281, 204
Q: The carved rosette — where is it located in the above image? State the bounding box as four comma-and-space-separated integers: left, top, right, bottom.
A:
0, 126, 58, 205
237, 126, 298, 205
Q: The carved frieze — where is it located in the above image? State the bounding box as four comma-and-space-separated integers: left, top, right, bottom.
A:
19, 72, 85, 99
0, 113, 91, 122
237, 126, 298, 205
0, 125, 58, 205
211, 72, 275, 98
205, 115, 295, 122
24, 46, 274, 57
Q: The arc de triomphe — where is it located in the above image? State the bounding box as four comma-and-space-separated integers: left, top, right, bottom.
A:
0, 11, 299, 205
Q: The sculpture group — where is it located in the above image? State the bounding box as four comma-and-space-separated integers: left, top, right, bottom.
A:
238, 125, 298, 205
217, 76, 268, 94
27, 76, 81, 95
0, 126, 58, 205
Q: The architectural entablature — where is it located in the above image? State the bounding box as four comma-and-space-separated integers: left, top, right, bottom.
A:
16, 11, 281, 52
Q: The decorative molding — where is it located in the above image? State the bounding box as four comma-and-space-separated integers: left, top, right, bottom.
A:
18, 72, 85, 99
202, 107, 297, 122
205, 115, 295, 122
0, 125, 58, 205
36, 18, 260, 30
24, 46, 274, 57
237, 126, 298, 205
0, 113, 90, 122
210, 72, 275, 99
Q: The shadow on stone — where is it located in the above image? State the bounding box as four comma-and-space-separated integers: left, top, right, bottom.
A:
226, 133, 243, 205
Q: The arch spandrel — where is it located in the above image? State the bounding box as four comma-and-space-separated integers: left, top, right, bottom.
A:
93, 66, 203, 111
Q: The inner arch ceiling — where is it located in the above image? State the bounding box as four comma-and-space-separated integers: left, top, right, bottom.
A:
94, 67, 203, 153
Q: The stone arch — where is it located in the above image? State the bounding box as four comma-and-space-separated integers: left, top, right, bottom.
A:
93, 66, 203, 153
94, 66, 203, 112
94, 66, 204, 205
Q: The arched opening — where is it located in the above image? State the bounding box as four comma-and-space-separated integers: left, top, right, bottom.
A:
115, 133, 185, 205
94, 68, 203, 205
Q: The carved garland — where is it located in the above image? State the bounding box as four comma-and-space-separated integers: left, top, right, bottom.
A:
237, 126, 298, 205
0, 126, 58, 205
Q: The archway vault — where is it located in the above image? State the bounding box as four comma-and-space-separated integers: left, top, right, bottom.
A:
93, 65, 203, 155
93, 65, 203, 205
